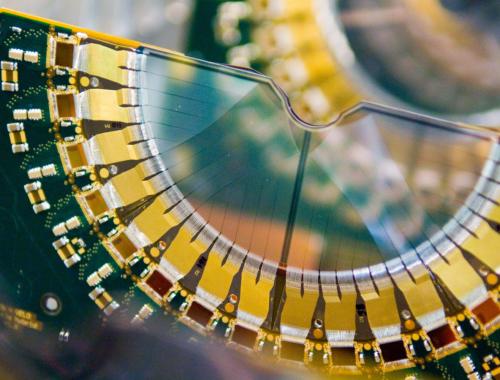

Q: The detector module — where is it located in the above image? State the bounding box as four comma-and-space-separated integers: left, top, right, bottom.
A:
0, 8, 499, 379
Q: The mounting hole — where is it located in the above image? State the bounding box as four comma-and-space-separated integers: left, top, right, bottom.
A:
41, 293, 62, 316
401, 309, 412, 320
313, 319, 323, 328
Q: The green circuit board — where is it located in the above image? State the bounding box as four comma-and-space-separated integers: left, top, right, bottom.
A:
0, 9, 190, 361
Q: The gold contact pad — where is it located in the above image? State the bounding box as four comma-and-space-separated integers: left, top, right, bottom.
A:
196, 251, 240, 304
280, 283, 318, 335
104, 163, 162, 207
428, 250, 484, 303
391, 270, 443, 323
363, 284, 401, 332
130, 196, 173, 244
90, 126, 151, 164
238, 265, 274, 324
80, 89, 140, 123
324, 290, 357, 333
78, 43, 137, 86
133, 197, 250, 292
162, 228, 210, 279
462, 222, 500, 272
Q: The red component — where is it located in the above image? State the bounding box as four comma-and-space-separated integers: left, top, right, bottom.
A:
146, 270, 172, 297
428, 324, 457, 348
472, 298, 500, 325
380, 340, 407, 362
186, 302, 212, 327
231, 325, 257, 348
